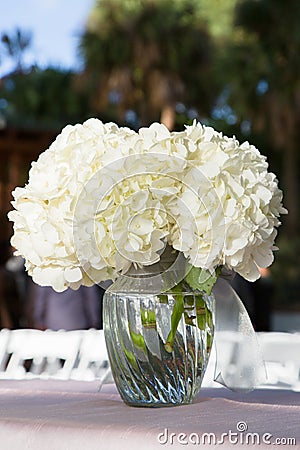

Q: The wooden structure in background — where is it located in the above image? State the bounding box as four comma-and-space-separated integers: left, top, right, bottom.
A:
0, 127, 57, 242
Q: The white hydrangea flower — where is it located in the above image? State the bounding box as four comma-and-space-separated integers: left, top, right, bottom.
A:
8, 118, 286, 291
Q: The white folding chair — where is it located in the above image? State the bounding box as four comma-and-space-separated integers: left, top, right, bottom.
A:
257, 332, 300, 389
2, 329, 43, 379
0, 329, 10, 372
71, 329, 111, 385
2, 329, 82, 380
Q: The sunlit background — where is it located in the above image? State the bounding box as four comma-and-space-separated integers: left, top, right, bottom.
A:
0, 0, 94, 75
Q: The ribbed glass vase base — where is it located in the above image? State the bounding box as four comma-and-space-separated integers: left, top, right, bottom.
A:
103, 287, 214, 407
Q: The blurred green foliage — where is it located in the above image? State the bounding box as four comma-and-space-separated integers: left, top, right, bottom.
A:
0, 68, 91, 130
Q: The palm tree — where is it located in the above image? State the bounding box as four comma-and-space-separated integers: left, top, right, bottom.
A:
1, 28, 32, 73
78, 0, 216, 129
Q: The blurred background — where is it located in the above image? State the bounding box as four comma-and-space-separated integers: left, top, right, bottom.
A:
0, 0, 299, 332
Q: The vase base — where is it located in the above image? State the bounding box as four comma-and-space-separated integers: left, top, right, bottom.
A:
122, 399, 193, 408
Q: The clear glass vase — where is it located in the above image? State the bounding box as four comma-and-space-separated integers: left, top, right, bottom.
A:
103, 253, 215, 407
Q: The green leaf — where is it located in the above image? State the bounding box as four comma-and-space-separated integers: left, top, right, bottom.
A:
129, 325, 147, 353
185, 264, 221, 295
123, 347, 138, 369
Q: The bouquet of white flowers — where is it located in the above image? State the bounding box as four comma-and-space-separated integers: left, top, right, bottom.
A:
9, 119, 286, 293
9, 119, 287, 405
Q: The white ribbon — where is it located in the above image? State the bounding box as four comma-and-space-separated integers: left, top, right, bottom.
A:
212, 277, 267, 392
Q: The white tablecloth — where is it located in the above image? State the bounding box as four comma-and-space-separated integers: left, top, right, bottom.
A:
0, 380, 299, 449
